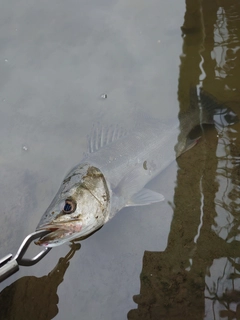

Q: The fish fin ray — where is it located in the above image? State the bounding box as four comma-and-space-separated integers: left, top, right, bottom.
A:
88, 123, 128, 153
126, 188, 165, 207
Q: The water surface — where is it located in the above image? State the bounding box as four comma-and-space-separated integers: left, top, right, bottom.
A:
1, 0, 240, 320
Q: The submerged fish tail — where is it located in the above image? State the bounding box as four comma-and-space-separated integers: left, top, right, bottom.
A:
176, 87, 238, 157
200, 88, 239, 127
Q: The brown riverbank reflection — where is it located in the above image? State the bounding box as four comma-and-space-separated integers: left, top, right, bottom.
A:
129, 0, 240, 319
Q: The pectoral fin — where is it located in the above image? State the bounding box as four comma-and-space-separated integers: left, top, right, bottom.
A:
126, 188, 165, 207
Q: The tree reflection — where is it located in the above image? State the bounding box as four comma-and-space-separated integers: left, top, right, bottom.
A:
128, 1, 240, 319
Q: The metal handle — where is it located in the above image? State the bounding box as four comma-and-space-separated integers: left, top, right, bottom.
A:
0, 255, 19, 282
0, 230, 52, 283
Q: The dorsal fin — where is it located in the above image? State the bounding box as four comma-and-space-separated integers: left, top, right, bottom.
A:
87, 123, 128, 153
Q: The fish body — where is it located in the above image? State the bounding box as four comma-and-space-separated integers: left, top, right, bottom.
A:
36, 89, 238, 246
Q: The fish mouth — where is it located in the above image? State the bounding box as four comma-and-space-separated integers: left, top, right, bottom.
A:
35, 221, 83, 247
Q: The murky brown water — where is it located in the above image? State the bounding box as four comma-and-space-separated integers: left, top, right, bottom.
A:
1, 0, 240, 319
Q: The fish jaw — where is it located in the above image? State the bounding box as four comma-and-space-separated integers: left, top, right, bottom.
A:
35, 211, 109, 247
35, 221, 83, 247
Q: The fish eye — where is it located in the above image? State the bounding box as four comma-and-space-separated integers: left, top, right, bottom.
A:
63, 199, 76, 214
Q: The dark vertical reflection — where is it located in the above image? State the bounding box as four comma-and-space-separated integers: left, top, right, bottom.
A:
200, 0, 219, 92
179, 0, 203, 108
128, 1, 240, 319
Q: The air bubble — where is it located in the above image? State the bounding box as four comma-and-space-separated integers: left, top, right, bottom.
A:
100, 93, 107, 99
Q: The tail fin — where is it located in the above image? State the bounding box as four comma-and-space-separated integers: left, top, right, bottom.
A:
200, 88, 239, 128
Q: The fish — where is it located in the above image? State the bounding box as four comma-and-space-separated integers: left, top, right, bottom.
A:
35, 88, 238, 247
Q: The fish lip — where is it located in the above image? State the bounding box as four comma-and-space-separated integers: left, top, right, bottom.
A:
37, 219, 83, 231
35, 221, 83, 246
36, 219, 104, 246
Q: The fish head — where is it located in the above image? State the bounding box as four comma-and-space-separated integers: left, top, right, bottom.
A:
36, 163, 110, 247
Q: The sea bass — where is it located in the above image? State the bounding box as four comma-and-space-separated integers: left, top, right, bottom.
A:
36, 88, 238, 247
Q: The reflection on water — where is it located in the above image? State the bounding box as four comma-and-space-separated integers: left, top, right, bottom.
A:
0, 243, 80, 320
128, 124, 240, 320
1, 0, 240, 319
129, 1, 240, 319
